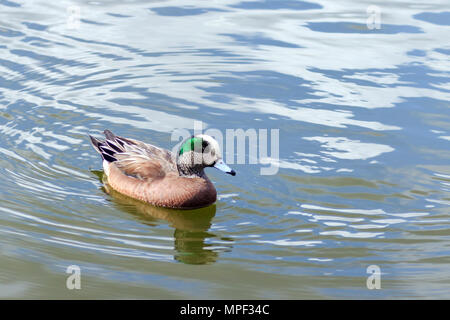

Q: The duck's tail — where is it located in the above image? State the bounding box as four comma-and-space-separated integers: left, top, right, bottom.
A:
89, 130, 129, 163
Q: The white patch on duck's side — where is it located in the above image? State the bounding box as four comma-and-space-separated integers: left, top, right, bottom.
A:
102, 160, 110, 177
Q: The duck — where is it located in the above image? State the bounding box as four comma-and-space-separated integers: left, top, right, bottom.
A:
89, 130, 235, 209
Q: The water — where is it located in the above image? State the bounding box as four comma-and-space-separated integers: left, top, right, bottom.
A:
0, 0, 449, 299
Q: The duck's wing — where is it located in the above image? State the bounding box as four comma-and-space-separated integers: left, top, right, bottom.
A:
89, 130, 177, 180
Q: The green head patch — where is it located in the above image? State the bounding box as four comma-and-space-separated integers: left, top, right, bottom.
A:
179, 137, 205, 155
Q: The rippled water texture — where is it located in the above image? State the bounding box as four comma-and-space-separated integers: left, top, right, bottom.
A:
0, 0, 449, 299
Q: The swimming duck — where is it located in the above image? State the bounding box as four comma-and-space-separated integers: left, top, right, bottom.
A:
89, 130, 235, 209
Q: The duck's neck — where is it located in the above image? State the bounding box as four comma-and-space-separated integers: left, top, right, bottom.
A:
177, 162, 207, 178
177, 152, 209, 178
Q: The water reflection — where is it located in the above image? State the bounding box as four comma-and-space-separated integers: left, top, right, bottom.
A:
97, 171, 221, 265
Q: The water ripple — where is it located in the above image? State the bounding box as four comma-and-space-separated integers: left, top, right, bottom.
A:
0, 0, 449, 299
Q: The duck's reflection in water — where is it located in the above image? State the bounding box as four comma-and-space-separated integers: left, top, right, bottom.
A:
99, 175, 226, 265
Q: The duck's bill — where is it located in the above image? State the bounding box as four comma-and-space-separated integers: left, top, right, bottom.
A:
214, 159, 236, 176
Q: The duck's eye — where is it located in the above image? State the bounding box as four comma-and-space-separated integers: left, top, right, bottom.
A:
211, 149, 215, 157
202, 140, 209, 152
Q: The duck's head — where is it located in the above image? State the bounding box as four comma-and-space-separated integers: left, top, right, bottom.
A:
177, 134, 236, 178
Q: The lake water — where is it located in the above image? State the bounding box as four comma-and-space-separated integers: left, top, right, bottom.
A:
0, 0, 449, 299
